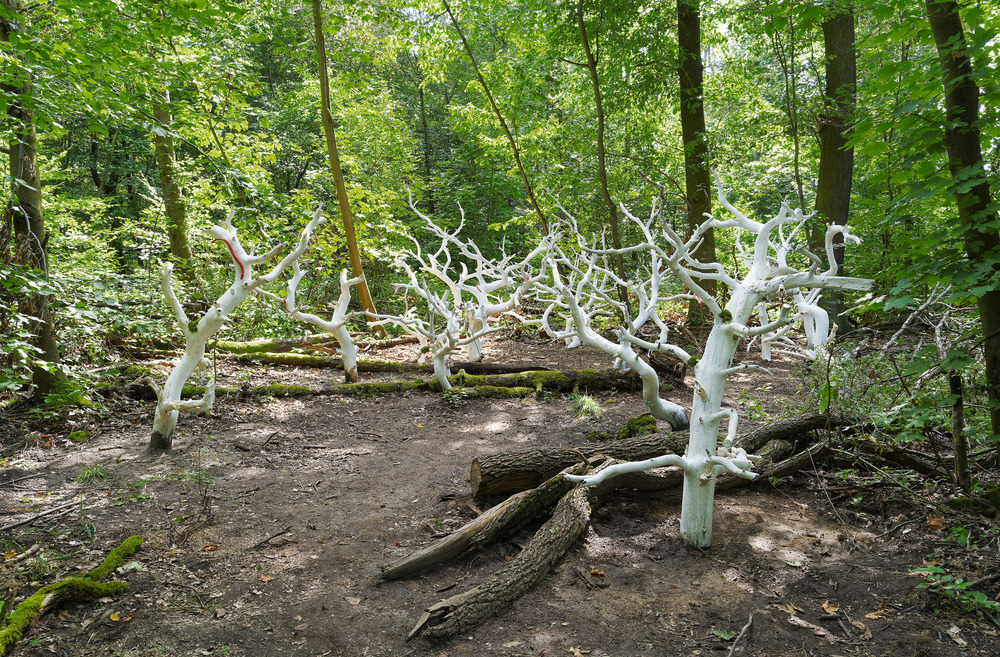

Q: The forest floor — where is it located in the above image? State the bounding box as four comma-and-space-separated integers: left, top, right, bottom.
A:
1, 331, 998, 656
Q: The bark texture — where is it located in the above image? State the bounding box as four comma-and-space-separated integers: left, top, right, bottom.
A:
677, 0, 716, 325
470, 431, 686, 497
924, 0, 1000, 450
2, 0, 63, 396
311, 0, 382, 331
813, 8, 857, 333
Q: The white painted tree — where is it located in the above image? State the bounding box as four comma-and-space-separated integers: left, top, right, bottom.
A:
553, 182, 872, 547
149, 208, 324, 449
257, 265, 364, 382
374, 203, 547, 390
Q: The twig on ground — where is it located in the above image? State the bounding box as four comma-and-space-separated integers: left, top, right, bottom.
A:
0, 498, 81, 533
727, 612, 753, 657
0, 473, 46, 487
252, 525, 293, 550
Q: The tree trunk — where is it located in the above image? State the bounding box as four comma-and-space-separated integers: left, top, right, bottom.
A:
2, 0, 64, 397
152, 93, 197, 288
950, 372, 969, 489
677, 0, 716, 326
310, 0, 384, 334
576, 0, 630, 316
924, 0, 1000, 451
813, 8, 856, 334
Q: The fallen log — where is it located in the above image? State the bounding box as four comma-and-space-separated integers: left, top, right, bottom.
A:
470, 432, 687, 497
470, 412, 854, 498
214, 334, 340, 354
399, 415, 850, 640
0, 536, 142, 655
407, 458, 686, 641
382, 463, 587, 581
235, 352, 550, 375
409, 481, 598, 640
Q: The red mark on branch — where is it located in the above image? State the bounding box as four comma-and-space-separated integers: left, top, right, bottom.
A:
214, 238, 245, 279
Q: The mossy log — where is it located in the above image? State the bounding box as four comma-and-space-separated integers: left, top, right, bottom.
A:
470, 432, 687, 497
0, 536, 142, 655
213, 334, 341, 354
236, 352, 550, 376
103, 368, 649, 402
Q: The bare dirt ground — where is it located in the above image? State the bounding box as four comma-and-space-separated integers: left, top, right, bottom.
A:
2, 332, 998, 656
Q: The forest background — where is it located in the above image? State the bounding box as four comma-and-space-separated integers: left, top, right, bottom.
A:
2, 0, 999, 468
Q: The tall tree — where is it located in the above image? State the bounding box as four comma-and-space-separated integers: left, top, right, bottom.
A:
813, 6, 856, 333
677, 0, 716, 324
1, 0, 64, 397
152, 92, 198, 287
924, 0, 1000, 448
311, 0, 382, 330
574, 0, 629, 315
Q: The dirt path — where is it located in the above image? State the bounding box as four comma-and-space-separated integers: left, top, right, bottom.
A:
1, 334, 995, 656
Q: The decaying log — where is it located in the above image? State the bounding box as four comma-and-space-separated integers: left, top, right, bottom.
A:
410, 485, 597, 640
407, 459, 690, 640
235, 352, 549, 375
735, 411, 857, 453
470, 412, 852, 498
400, 414, 855, 640
853, 439, 946, 477
383, 463, 587, 581
214, 334, 341, 354
470, 432, 687, 497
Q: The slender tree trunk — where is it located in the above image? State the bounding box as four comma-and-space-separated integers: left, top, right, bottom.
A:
677, 0, 716, 325
418, 85, 435, 215
813, 8, 856, 333
925, 0, 1000, 450
310, 0, 383, 333
441, 0, 550, 234
2, 0, 64, 397
152, 93, 197, 287
575, 0, 630, 316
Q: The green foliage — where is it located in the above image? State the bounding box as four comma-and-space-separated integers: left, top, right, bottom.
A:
76, 464, 109, 484
911, 564, 1000, 623
570, 393, 604, 419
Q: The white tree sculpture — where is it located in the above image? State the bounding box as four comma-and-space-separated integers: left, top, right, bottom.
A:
149, 208, 324, 449
374, 203, 546, 390
556, 182, 872, 547
257, 265, 364, 382
536, 215, 692, 429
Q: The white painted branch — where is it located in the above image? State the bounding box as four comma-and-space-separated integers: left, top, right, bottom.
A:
150, 207, 324, 448
258, 266, 363, 382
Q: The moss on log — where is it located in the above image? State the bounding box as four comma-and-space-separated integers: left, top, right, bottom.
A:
213, 335, 340, 354
0, 535, 142, 655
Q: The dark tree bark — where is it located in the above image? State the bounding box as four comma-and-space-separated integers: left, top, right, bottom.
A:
924, 0, 1000, 450
575, 0, 630, 316
677, 0, 716, 325
2, 0, 64, 397
813, 8, 856, 334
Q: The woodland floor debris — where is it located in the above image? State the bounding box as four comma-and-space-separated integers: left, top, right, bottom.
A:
1, 332, 998, 656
